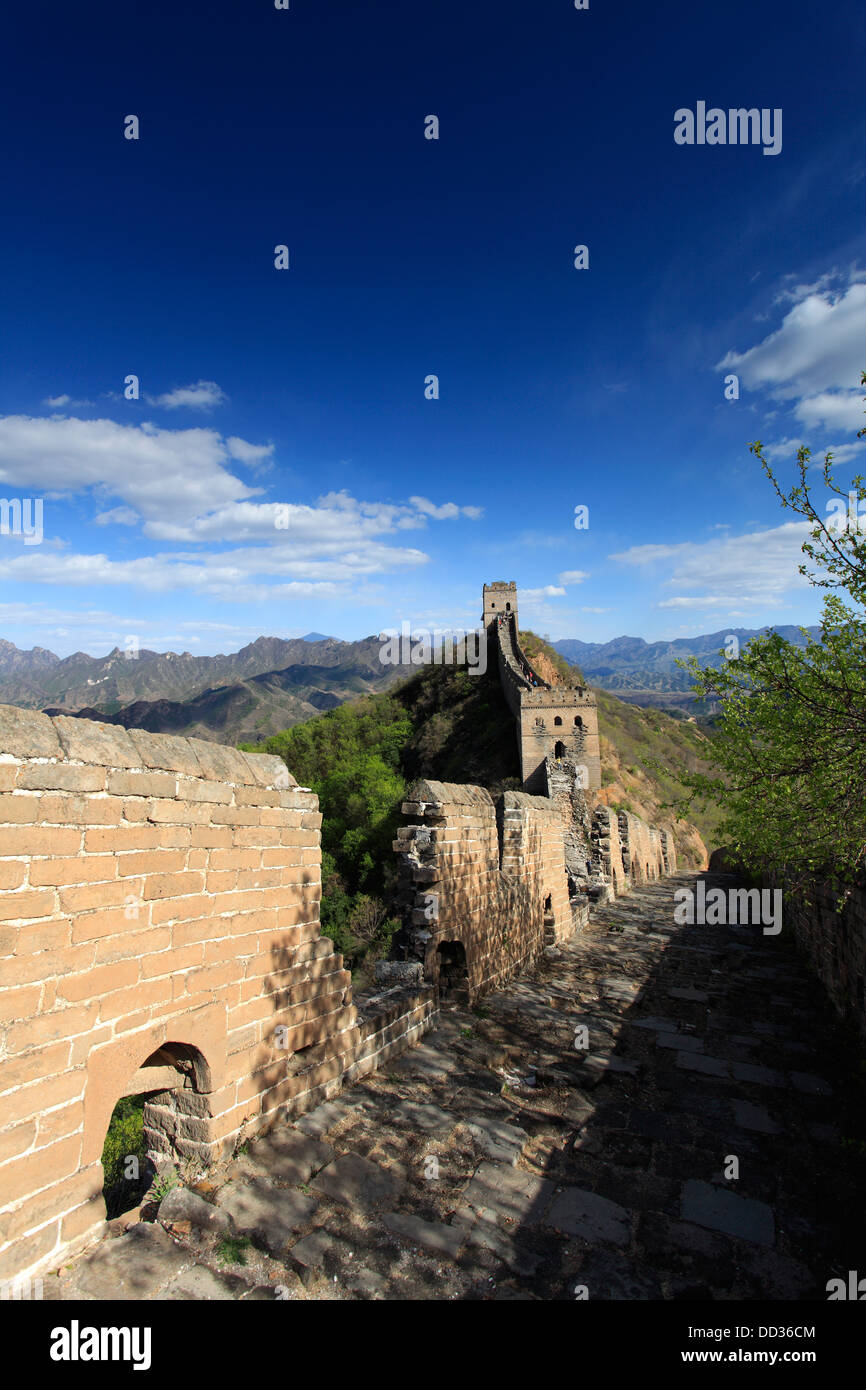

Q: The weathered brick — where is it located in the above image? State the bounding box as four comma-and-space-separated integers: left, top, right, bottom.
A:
0, 860, 26, 891
7, 1002, 101, 1055
84, 824, 189, 853
59, 877, 144, 913
115, 850, 187, 878
0, 984, 43, 1023
142, 871, 205, 900
186, 738, 254, 785
55, 959, 139, 1004
177, 778, 232, 804
16, 763, 107, 793
0, 826, 82, 856
150, 894, 212, 927
30, 855, 117, 887
94, 925, 171, 964
0, 891, 57, 924
0, 705, 63, 759
140, 943, 204, 979
0, 793, 39, 824
52, 715, 139, 768
0, 1222, 59, 1280
127, 728, 204, 776
0, 1121, 36, 1165
147, 799, 211, 825
241, 750, 297, 788
0, 1134, 82, 1207
99, 976, 172, 1021
107, 769, 178, 798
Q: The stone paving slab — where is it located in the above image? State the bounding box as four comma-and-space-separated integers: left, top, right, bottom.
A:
215, 1178, 318, 1254
311, 1153, 405, 1209
66, 1224, 194, 1300
381, 1212, 464, 1257
546, 1186, 631, 1246
681, 1179, 775, 1246
459, 1161, 556, 1225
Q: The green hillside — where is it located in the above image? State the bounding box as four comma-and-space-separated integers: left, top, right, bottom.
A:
241, 643, 720, 981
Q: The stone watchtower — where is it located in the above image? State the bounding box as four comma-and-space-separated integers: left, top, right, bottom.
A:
484, 581, 602, 793
482, 581, 518, 631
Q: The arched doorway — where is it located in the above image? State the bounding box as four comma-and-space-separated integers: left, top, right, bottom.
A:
97, 1042, 214, 1219
543, 893, 555, 945
436, 940, 469, 1005
554, 741, 566, 759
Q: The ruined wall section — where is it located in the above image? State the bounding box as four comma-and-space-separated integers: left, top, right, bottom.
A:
0, 705, 435, 1283
394, 779, 572, 1000
491, 612, 601, 791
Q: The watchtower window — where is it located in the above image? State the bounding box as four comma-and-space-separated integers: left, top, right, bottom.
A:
574, 716, 583, 728
535, 716, 544, 727
554, 741, 566, 759
505, 602, 511, 611
553, 716, 563, 726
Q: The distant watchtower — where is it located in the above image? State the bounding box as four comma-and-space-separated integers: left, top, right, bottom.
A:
484, 580, 602, 793
483, 581, 518, 632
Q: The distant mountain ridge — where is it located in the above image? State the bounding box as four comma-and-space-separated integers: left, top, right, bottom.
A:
0, 621, 822, 736
0, 634, 394, 715
553, 625, 822, 707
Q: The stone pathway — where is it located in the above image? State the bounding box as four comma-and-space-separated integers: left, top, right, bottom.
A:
42, 871, 864, 1300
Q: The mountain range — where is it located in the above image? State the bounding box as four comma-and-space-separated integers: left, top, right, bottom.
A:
0, 622, 821, 739
553, 626, 822, 712
0, 635, 414, 743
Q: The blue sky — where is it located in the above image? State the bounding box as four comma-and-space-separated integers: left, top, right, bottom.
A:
1, 0, 864, 656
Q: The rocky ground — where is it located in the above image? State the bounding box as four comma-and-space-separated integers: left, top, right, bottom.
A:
41, 871, 863, 1301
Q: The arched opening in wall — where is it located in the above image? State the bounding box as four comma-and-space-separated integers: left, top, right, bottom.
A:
436, 940, 469, 1006
506, 602, 512, 611
554, 741, 566, 759
574, 716, 583, 729
553, 716, 563, 727
543, 893, 555, 945
100, 1043, 213, 1220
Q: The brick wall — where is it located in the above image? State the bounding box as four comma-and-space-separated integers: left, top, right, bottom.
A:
0, 705, 434, 1283
395, 779, 573, 1000
767, 873, 866, 1043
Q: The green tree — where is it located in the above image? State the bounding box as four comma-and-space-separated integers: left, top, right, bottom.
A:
677, 372, 866, 888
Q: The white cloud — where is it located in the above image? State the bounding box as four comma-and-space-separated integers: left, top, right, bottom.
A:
717, 278, 866, 436
226, 436, 275, 465
43, 394, 70, 408
794, 391, 865, 433
657, 595, 776, 610
0, 414, 256, 526
151, 380, 227, 411
761, 437, 805, 462
522, 585, 566, 600
557, 570, 589, 585
94, 506, 139, 527
612, 522, 813, 604
409, 495, 483, 521
581, 606, 612, 613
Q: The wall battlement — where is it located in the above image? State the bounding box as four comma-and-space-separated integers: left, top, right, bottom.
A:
388, 587, 680, 1004
0, 704, 434, 1284
486, 587, 602, 791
